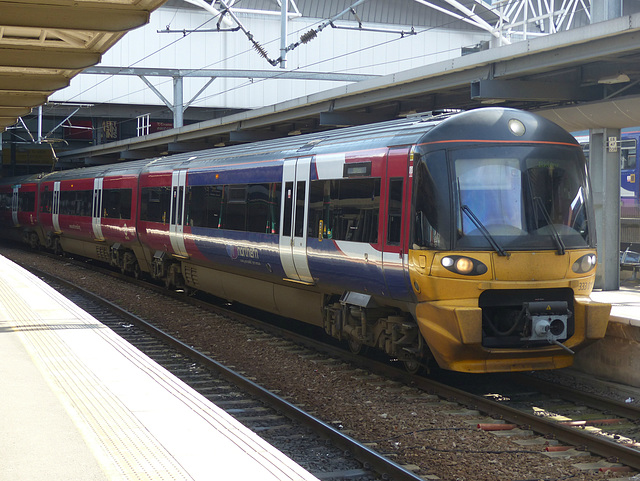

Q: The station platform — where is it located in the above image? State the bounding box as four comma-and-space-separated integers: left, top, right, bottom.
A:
591, 286, 640, 327
574, 284, 640, 389
0, 254, 319, 481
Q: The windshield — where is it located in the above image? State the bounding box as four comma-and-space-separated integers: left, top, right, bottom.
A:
413, 145, 594, 251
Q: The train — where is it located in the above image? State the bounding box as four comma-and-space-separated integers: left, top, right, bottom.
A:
0, 107, 611, 373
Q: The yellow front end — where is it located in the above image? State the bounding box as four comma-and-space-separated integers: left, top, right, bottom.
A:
409, 249, 611, 373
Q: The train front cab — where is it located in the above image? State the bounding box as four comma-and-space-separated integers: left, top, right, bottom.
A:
408, 113, 611, 373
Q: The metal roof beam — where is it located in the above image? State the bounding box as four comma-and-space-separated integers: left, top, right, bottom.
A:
83, 66, 380, 82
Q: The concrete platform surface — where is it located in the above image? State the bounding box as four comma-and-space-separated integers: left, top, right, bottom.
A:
591, 288, 640, 326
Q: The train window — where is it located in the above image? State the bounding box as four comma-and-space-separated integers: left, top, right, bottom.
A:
102, 189, 132, 220
40, 188, 52, 213
621, 138, 636, 170
247, 183, 280, 234
413, 150, 450, 250
308, 178, 381, 243
265, 183, 281, 234
294, 181, 306, 238
308, 180, 330, 239
140, 186, 171, 223
188, 185, 223, 228
59, 190, 92, 217
171, 187, 178, 225
283, 181, 293, 237
187, 183, 280, 234
387, 178, 403, 245
18, 192, 36, 213
451, 145, 592, 250
177, 186, 184, 225
222, 185, 247, 231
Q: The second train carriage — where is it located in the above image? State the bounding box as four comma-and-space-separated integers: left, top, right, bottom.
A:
0, 108, 611, 373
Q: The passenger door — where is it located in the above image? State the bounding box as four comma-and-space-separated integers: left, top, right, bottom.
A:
52, 181, 61, 233
169, 170, 189, 257
92, 177, 104, 240
11, 185, 19, 226
279, 157, 313, 284
382, 147, 412, 300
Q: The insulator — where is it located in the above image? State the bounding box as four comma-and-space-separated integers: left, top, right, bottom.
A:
300, 29, 318, 44
252, 41, 269, 60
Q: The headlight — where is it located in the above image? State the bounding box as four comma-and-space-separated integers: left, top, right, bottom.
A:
455, 257, 474, 274
572, 254, 597, 273
441, 256, 488, 276
508, 118, 526, 136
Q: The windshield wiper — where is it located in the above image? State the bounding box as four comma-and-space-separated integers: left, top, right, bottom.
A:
533, 197, 565, 255
461, 204, 509, 257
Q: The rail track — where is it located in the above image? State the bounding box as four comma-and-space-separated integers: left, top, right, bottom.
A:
6, 245, 640, 479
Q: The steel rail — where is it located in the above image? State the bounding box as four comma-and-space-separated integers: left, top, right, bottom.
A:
405, 376, 640, 470
510, 373, 640, 420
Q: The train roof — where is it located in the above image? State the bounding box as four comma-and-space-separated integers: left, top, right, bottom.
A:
34, 111, 452, 181
0, 172, 49, 188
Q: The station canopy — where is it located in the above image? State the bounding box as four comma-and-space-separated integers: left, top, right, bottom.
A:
0, 0, 167, 132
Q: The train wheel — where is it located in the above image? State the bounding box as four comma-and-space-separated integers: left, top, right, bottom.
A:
347, 339, 368, 355
403, 356, 423, 375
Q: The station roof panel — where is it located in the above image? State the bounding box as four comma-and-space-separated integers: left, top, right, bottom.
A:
0, 0, 167, 131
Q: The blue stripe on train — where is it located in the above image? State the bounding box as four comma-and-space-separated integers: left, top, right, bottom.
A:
188, 164, 282, 186
190, 228, 285, 278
